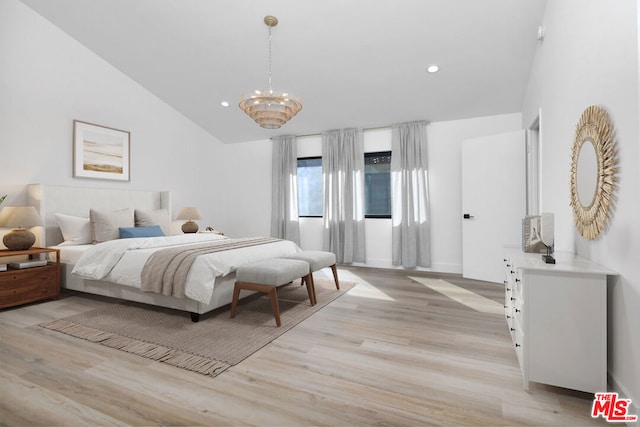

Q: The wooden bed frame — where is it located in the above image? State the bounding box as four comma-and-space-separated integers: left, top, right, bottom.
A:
27, 184, 237, 321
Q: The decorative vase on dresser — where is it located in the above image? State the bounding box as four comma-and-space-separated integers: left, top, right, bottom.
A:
503, 246, 616, 394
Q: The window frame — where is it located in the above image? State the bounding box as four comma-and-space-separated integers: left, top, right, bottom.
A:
296, 156, 323, 218
364, 150, 392, 219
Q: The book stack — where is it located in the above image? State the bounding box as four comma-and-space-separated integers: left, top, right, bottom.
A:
8, 259, 48, 269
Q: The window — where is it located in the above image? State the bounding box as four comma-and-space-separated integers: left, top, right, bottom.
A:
297, 157, 322, 217
296, 151, 392, 218
364, 151, 391, 218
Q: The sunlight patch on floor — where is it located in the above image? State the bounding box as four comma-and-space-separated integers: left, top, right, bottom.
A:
408, 276, 503, 314
314, 268, 395, 301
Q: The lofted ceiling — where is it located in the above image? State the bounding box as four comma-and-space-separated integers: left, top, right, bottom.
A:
20, 0, 547, 144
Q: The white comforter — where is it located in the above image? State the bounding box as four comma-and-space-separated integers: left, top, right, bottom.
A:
71, 234, 301, 303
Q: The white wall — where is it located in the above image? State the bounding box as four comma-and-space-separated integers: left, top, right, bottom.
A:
294, 113, 523, 273
522, 0, 639, 408
0, 0, 232, 237
212, 139, 273, 238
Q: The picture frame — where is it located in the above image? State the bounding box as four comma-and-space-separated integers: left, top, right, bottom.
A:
73, 120, 130, 181
522, 215, 546, 253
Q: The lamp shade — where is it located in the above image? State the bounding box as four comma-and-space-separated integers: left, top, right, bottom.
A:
0, 206, 42, 228
176, 207, 202, 221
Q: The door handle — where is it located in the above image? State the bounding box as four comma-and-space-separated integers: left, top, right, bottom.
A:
463, 213, 474, 219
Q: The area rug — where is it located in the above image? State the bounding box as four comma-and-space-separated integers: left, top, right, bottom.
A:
40, 278, 353, 377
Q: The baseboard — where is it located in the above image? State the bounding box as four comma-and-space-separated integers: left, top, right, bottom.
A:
608, 372, 639, 424
349, 259, 462, 274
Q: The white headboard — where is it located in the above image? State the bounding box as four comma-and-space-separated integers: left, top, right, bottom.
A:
27, 184, 171, 247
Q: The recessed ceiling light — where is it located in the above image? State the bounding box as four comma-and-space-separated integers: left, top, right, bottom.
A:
221, 101, 230, 107
427, 65, 440, 73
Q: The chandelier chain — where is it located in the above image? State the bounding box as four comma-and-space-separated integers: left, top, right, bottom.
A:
268, 25, 272, 90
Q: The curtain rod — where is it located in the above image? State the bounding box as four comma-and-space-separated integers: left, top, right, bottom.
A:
294, 124, 391, 139
274, 121, 429, 139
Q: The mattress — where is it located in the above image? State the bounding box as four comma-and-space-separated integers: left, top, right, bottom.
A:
53, 244, 92, 264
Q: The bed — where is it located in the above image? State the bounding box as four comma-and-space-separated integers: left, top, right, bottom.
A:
27, 184, 300, 321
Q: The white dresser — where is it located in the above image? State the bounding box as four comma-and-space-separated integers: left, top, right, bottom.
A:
503, 246, 615, 393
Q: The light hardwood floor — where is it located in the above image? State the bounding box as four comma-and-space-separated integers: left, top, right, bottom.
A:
0, 266, 607, 426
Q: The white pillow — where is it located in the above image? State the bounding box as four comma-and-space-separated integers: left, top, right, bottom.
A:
135, 209, 171, 236
55, 213, 91, 246
90, 208, 134, 243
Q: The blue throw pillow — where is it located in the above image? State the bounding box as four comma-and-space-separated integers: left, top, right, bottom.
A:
119, 225, 165, 239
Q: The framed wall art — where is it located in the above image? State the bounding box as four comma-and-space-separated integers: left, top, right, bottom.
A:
73, 120, 130, 181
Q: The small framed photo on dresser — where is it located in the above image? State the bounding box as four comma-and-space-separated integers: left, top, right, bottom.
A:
522, 215, 546, 253
73, 120, 130, 181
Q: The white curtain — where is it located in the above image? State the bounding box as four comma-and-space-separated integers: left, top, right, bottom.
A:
391, 121, 431, 268
270, 135, 300, 245
322, 128, 366, 263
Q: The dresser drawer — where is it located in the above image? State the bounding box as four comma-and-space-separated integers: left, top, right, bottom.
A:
513, 299, 523, 326
512, 270, 523, 298
0, 265, 59, 308
512, 319, 524, 371
505, 302, 514, 329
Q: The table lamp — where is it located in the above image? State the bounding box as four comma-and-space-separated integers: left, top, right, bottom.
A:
176, 207, 202, 233
0, 206, 42, 250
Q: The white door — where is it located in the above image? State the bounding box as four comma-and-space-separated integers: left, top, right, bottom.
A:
462, 131, 526, 283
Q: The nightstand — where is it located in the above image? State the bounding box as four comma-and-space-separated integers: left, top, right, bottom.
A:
0, 247, 60, 309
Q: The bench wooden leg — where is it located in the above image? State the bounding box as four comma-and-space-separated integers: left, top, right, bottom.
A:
268, 287, 281, 327
230, 282, 242, 318
331, 264, 340, 289
303, 273, 316, 306
230, 281, 282, 327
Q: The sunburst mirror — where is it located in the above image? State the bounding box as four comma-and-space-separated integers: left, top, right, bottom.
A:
569, 105, 617, 240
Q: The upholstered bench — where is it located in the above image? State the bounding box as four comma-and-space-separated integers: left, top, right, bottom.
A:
230, 258, 313, 327
280, 250, 340, 290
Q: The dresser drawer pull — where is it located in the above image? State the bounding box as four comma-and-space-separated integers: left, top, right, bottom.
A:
510, 327, 516, 331
515, 308, 521, 313
515, 343, 521, 348
511, 297, 516, 301
515, 278, 521, 283
510, 270, 515, 274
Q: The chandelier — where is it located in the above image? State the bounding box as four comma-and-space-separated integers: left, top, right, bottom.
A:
239, 15, 302, 129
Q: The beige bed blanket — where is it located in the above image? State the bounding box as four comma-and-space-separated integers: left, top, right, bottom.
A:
141, 237, 281, 298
